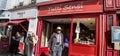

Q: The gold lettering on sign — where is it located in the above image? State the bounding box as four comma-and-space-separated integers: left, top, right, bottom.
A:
48, 2, 83, 14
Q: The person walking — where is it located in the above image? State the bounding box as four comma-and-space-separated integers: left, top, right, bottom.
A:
49, 26, 64, 56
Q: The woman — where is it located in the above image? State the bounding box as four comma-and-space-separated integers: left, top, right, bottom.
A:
25, 32, 38, 56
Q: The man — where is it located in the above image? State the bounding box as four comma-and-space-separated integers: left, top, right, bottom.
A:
49, 26, 64, 56
15, 32, 21, 54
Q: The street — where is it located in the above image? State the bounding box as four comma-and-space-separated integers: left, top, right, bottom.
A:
0, 53, 22, 56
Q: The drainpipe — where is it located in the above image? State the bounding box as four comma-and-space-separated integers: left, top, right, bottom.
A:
102, 14, 105, 56
102, 0, 105, 56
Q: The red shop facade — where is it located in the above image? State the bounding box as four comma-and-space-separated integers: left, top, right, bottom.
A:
35, 0, 120, 56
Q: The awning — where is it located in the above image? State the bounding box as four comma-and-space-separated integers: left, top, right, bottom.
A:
2, 20, 28, 32
2, 20, 26, 26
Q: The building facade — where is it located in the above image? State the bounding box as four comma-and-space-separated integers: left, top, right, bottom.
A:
0, 0, 10, 35
0, 0, 38, 55
6, 0, 38, 34
36, 0, 120, 56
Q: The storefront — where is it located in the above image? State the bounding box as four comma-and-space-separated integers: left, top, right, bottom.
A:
36, 0, 119, 56
0, 18, 9, 53
1, 5, 38, 55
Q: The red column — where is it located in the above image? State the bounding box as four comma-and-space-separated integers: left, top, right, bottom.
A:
99, 14, 104, 56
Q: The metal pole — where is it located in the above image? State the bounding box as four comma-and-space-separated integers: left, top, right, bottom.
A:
118, 43, 120, 56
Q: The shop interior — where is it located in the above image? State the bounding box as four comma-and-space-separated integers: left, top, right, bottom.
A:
72, 18, 96, 45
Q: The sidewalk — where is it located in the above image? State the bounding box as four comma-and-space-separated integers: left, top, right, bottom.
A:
0, 53, 22, 56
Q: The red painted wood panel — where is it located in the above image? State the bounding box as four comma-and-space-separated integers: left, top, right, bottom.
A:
114, 50, 118, 56
69, 44, 96, 56
107, 51, 112, 56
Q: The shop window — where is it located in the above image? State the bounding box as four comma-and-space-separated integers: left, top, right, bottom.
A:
72, 18, 96, 45
107, 15, 113, 48
107, 15, 113, 31
41, 22, 50, 47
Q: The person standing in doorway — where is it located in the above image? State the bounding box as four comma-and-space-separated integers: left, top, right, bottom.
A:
14, 32, 21, 54
18, 32, 25, 55
49, 26, 64, 56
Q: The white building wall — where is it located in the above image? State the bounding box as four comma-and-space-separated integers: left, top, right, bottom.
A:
5, 0, 38, 35
28, 19, 38, 34
23, 0, 31, 6
0, 0, 7, 10
0, 11, 11, 19
10, 7, 37, 19
6, 0, 16, 9
10, 7, 38, 34
6, 0, 33, 10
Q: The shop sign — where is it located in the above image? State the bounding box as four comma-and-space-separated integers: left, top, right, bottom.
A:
48, 2, 83, 14
17, 12, 25, 18
112, 26, 120, 43
38, 1, 102, 16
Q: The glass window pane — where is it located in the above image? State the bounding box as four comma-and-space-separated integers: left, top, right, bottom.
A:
72, 18, 96, 45
107, 15, 113, 30
41, 22, 49, 47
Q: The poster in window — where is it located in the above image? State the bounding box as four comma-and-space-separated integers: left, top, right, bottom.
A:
112, 26, 120, 43
114, 43, 120, 50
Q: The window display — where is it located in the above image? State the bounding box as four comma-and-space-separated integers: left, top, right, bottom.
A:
72, 18, 96, 45
41, 22, 49, 47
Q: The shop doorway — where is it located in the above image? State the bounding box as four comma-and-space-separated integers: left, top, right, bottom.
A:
4, 20, 29, 55
38, 19, 71, 56
37, 17, 97, 56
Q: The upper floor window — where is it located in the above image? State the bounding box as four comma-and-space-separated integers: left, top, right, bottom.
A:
0, 0, 7, 10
